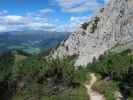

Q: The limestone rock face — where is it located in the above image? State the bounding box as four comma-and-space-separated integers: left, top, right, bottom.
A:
54, 0, 133, 66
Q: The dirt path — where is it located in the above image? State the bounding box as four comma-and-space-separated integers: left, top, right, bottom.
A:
85, 73, 105, 100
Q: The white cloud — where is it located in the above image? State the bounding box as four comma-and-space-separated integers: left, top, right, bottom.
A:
56, 0, 104, 13
2, 10, 8, 14
0, 15, 26, 24
0, 8, 57, 32
5, 15, 23, 22
104, 0, 109, 3
70, 16, 89, 22
0, 12, 91, 32
0, 25, 7, 32
39, 8, 54, 13
26, 22, 54, 30
27, 8, 54, 17
68, 16, 90, 31
54, 16, 90, 32
0, 14, 55, 32
0, 10, 8, 15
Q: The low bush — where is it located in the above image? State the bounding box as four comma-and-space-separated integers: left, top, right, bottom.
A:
88, 50, 133, 80
92, 79, 118, 100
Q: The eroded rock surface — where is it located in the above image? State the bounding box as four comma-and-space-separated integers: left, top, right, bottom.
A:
54, 0, 133, 66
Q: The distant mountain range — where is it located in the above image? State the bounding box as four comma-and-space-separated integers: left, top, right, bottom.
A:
0, 30, 70, 54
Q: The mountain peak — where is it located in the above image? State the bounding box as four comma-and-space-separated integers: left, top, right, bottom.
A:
54, 0, 133, 66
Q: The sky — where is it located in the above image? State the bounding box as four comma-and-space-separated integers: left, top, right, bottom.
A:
0, 0, 108, 32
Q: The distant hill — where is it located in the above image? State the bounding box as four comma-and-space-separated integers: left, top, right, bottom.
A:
0, 30, 70, 54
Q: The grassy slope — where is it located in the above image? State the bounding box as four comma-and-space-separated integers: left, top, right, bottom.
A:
15, 54, 27, 63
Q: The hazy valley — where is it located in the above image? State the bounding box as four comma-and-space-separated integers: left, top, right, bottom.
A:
0, 31, 69, 54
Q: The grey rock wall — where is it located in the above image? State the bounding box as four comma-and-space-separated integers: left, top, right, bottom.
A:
54, 0, 133, 66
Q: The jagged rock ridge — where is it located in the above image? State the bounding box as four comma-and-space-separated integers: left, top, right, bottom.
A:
54, 0, 133, 66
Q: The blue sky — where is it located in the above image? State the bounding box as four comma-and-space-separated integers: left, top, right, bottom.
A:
0, 0, 108, 32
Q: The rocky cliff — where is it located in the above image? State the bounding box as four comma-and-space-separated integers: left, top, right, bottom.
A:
54, 0, 133, 66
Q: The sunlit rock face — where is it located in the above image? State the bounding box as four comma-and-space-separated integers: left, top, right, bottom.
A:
54, 0, 133, 66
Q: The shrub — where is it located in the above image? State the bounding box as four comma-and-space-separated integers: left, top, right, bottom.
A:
0, 51, 15, 80
92, 79, 118, 100
90, 17, 100, 33
40, 86, 89, 100
12, 57, 48, 81
81, 22, 90, 30
0, 51, 16, 100
73, 66, 88, 83
88, 50, 133, 80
